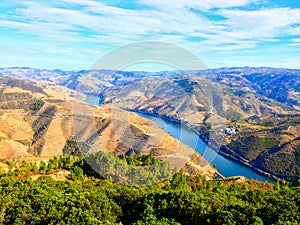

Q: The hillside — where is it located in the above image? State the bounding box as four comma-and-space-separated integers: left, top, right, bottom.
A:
0, 77, 215, 179
0, 67, 299, 181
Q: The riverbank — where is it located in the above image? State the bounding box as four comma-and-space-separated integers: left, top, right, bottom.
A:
217, 146, 279, 181
130, 109, 278, 183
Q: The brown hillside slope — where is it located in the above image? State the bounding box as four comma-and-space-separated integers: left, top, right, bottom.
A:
54, 72, 299, 182
0, 83, 215, 179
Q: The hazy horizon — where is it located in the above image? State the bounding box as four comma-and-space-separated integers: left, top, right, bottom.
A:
1, 65, 300, 73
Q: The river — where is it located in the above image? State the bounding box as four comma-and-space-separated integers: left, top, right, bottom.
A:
85, 95, 274, 183
137, 112, 274, 183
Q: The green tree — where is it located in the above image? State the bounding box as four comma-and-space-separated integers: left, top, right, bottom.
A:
69, 166, 85, 182
39, 161, 47, 173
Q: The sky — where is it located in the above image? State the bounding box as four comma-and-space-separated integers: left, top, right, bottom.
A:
0, 0, 300, 71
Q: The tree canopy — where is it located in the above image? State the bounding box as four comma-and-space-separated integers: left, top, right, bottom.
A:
0, 153, 299, 224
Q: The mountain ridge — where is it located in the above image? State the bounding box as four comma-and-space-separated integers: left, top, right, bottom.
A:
0, 78, 215, 179
0, 67, 299, 182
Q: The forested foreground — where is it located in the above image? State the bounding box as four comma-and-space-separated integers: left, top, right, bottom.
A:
0, 153, 299, 225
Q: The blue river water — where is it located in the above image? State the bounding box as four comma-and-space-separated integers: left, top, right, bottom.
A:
85, 95, 274, 183
137, 112, 274, 183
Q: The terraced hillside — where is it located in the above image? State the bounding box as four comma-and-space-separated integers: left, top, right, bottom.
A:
0, 67, 299, 181
0, 77, 215, 179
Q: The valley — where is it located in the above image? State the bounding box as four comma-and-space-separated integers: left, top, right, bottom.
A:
2, 1, 300, 224
0, 67, 299, 183
0, 76, 216, 181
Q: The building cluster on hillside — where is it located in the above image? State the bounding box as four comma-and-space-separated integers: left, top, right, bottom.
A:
219, 127, 238, 135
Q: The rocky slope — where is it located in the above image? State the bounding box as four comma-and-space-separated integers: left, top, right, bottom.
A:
0, 67, 299, 181
0, 77, 215, 179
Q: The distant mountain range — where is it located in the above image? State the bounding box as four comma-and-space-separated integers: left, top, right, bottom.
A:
0, 67, 299, 182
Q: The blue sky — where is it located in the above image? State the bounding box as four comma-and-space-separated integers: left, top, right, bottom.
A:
0, 0, 300, 70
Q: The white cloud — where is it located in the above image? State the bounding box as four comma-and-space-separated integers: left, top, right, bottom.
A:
3, 1, 299, 50
219, 8, 300, 39
182, 7, 300, 50
138, 0, 256, 11
1, 1, 216, 45
0, 0, 299, 69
